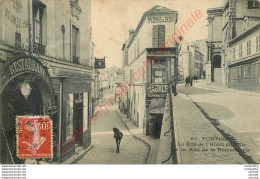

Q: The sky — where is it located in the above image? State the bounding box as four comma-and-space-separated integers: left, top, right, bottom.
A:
92, 0, 226, 68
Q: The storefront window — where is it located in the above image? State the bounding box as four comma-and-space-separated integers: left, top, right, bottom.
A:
66, 94, 73, 140
152, 60, 167, 83
83, 92, 89, 131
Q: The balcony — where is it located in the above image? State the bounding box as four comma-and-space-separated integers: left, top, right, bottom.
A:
72, 56, 79, 64
34, 42, 46, 55
70, 0, 82, 20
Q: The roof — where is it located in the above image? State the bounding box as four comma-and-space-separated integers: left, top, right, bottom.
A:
146, 5, 177, 14
127, 5, 178, 48
229, 22, 260, 45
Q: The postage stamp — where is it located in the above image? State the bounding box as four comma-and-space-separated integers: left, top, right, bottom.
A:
16, 116, 52, 159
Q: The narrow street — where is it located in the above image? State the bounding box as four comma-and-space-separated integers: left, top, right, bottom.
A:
177, 81, 260, 163
76, 90, 149, 164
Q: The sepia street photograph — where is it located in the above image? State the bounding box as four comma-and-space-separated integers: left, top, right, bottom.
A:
0, 0, 260, 174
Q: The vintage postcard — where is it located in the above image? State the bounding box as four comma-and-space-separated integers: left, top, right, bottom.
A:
0, 0, 259, 169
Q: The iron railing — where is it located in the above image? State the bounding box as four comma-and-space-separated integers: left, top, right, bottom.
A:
161, 83, 178, 164
34, 42, 46, 55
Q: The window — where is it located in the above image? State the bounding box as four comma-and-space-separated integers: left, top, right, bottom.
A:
66, 94, 74, 140
248, 0, 260, 8
243, 65, 251, 78
15, 32, 21, 49
33, 1, 46, 55
247, 40, 251, 55
33, 4, 44, 44
239, 44, 243, 58
256, 35, 260, 52
152, 60, 167, 83
152, 25, 165, 48
72, 25, 79, 63
232, 47, 236, 61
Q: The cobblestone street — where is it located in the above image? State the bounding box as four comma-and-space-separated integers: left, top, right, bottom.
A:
76, 93, 149, 164
176, 81, 260, 164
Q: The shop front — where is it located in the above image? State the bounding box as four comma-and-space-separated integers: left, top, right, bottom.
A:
144, 47, 177, 136
0, 54, 55, 164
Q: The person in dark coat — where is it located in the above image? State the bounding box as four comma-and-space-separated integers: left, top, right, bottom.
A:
172, 81, 178, 96
190, 76, 193, 86
185, 77, 189, 87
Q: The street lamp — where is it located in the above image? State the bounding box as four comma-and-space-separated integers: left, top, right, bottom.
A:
20, 82, 32, 100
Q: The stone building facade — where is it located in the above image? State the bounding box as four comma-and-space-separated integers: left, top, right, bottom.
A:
122, 5, 179, 136
0, 0, 93, 163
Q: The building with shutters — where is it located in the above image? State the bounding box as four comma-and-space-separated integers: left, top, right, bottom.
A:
122, 5, 179, 136
206, 0, 260, 91
0, 0, 93, 164
222, 0, 260, 91
178, 43, 204, 81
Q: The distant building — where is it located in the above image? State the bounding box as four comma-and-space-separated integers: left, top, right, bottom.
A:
207, 0, 260, 91
222, 0, 260, 91
178, 43, 204, 80
206, 7, 224, 84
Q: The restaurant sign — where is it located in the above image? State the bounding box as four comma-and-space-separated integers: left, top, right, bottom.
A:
1, 56, 52, 93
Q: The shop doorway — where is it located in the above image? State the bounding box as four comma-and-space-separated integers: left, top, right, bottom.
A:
0, 74, 46, 163
213, 55, 222, 83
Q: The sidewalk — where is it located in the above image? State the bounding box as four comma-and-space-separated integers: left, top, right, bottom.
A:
115, 110, 160, 164
193, 80, 260, 97
172, 93, 247, 164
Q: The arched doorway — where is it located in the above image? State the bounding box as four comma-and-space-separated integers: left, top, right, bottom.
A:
0, 56, 54, 164
212, 55, 222, 82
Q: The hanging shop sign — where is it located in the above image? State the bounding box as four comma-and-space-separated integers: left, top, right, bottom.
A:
94, 57, 106, 69
147, 84, 169, 97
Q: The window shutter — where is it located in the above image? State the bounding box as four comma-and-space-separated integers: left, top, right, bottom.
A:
158, 25, 165, 47
152, 25, 159, 47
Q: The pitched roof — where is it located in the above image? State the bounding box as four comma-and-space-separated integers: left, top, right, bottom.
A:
146, 5, 177, 14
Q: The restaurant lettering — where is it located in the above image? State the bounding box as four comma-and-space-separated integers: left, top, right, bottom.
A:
8, 58, 46, 77
147, 16, 175, 23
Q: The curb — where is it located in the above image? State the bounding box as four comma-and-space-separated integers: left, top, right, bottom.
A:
115, 110, 151, 164
193, 81, 260, 97
68, 145, 94, 164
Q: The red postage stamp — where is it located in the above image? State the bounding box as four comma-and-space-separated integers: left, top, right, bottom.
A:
16, 116, 52, 159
